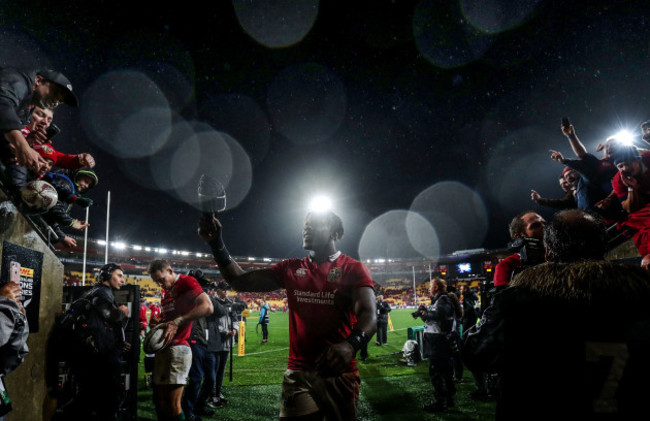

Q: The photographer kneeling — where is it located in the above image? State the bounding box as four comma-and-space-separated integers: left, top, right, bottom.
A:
414, 278, 456, 413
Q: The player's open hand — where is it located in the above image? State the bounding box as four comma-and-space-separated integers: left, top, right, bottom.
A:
161, 321, 178, 346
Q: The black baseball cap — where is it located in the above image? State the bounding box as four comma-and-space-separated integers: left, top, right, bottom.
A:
37, 70, 79, 107
216, 281, 230, 290
613, 145, 641, 166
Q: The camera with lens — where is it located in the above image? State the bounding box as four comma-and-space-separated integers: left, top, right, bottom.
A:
411, 304, 426, 319
508, 237, 545, 266
188, 269, 213, 290
230, 301, 246, 314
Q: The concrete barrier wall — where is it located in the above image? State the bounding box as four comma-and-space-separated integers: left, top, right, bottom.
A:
606, 238, 640, 262
0, 196, 63, 421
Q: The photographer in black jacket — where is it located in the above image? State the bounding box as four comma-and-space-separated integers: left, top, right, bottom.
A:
414, 278, 456, 413
206, 281, 239, 409
65, 263, 130, 421
375, 295, 391, 346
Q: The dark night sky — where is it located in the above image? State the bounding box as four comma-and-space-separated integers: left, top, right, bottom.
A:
3, 0, 650, 262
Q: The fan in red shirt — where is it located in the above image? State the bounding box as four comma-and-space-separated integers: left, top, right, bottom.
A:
611, 145, 650, 269
22, 106, 95, 169
199, 210, 377, 421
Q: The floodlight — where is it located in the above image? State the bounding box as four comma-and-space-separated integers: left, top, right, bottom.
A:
613, 130, 635, 146
309, 195, 332, 212
133, 245, 143, 251
113, 242, 126, 250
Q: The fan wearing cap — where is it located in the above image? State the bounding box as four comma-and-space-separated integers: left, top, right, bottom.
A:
530, 168, 578, 210
42, 169, 98, 248
199, 211, 376, 421
0, 67, 78, 174
611, 145, 650, 268
148, 260, 214, 421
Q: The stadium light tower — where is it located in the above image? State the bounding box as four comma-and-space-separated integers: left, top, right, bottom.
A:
308, 195, 332, 213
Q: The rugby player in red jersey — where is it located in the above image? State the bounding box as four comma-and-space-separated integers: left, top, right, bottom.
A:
149, 260, 214, 421
199, 210, 376, 421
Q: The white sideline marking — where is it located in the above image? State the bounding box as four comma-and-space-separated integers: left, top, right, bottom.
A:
237, 347, 289, 357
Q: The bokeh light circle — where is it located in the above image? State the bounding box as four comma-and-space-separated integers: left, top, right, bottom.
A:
167, 123, 234, 210
483, 126, 557, 217
359, 210, 439, 261
0, 28, 52, 69
410, 181, 488, 254
105, 30, 196, 110
460, 0, 540, 34
413, 0, 493, 68
81, 70, 172, 158
220, 133, 253, 210
232, 0, 319, 48
267, 62, 347, 144
199, 94, 271, 166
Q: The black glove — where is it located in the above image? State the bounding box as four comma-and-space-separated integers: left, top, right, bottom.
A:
75, 197, 94, 208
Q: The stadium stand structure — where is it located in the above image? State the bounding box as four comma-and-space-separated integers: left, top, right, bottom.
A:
54, 237, 516, 309
55, 227, 642, 311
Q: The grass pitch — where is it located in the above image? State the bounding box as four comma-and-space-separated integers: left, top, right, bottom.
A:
137, 309, 496, 420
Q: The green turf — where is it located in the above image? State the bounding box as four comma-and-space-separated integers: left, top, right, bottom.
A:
137, 309, 496, 420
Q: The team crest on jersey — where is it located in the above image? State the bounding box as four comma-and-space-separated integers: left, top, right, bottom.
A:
328, 267, 342, 283
295, 268, 308, 277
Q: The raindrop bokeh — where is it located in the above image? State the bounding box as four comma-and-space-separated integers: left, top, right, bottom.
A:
81, 70, 173, 159
358, 210, 438, 261
267, 62, 347, 145
233, 0, 320, 48
460, 0, 540, 34
410, 181, 488, 254
413, 0, 494, 68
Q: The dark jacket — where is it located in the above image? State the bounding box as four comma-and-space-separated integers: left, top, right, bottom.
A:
200, 296, 227, 352
0, 68, 36, 133
536, 190, 576, 210
213, 297, 239, 352
79, 283, 127, 355
461, 290, 479, 330
41, 169, 95, 243
376, 300, 391, 323
463, 261, 650, 420
421, 293, 454, 359
0, 68, 36, 164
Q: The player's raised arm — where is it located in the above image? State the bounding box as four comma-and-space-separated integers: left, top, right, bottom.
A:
198, 214, 280, 292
